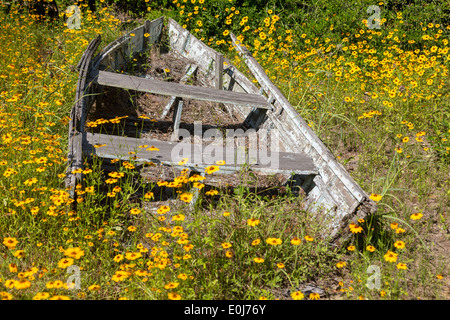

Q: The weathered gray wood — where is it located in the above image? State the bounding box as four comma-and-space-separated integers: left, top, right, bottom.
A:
143, 19, 151, 51
83, 132, 318, 176
93, 70, 271, 109
148, 17, 164, 45
215, 52, 224, 90
160, 96, 180, 120
172, 99, 183, 141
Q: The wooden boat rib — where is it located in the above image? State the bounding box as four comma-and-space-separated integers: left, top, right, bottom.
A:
66, 17, 377, 241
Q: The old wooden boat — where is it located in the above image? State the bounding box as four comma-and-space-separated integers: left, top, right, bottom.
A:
66, 17, 377, 241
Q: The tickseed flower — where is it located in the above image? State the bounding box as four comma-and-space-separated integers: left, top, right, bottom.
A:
384, 250, 398, 263
3, 237, 18, 249
205, 165, 219, 174
291, 291, 304, 300
33, 292, 50, 300
178, 158, 188, 165
1, 292, 13, 300
309, 293, 320, 300
336, 261, 347, 268
130, 208, 141, 215
172, 214, 185, 221
144, 192, 154, 199
64, 247, 85, 259
390, 222, 398, 230
370, 193, 382, 202
276, 263, 285, 269
253, 257, 264, 263
397, 263, 408, 270
251, 239, 261, 246
205, 189, 219, 196
157, 205, 170, 214
179, 192, 193, 203
4, 280, 16, 289
304, 235, 314, 242
193, 182, 204, 190
349, 223, 363, 234
164, 282, 179, 289
111, 271, 129, 282
168, 292, 182, 300
9, 263, 18, 273
394, 240, 406, 249
223, 211, 230, 217
14, 279, 31, 290
189, 174, 205, 182
221, 242, 232, 249
177, 274, 188, 280
266, 237, 282, 245
396, 227, 406, 234
410, 212, 423, 220
225, 251, 233, 258
247, 218, 260, 227
291, 237, 301, 245
58, 258, 74, 269
13, 250, 25, 259
49, 295, 70, 300
215, 160, 226, 165
128, 226, 136, 232
147, 146, 159, 151
125, 252, 142, 261
113, 254, 124, 262
366, 245, 376, 252
88, 284, 101, 291
347, 245, 356, 251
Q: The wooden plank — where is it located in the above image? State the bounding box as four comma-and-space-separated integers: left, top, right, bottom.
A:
172, 99, 183, 141
82, 132, 318, 176
160, 96, 180, 120
215, 52, 224, 90
93, 70, 272, 109
148, 17, 164, 45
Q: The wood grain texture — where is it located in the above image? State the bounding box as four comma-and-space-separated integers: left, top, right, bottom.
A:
93, 70, 271, 109
82, 132, 318, 176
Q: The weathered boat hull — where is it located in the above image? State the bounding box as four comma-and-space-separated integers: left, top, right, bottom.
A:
66, 17, 377, 242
